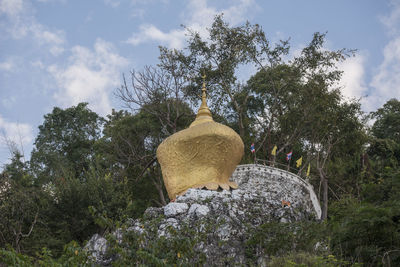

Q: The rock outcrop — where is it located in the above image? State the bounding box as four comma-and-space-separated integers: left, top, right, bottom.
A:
85, 164, 321, 266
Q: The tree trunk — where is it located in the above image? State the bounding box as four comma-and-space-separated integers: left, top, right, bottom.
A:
153, 174, 167, 206
238, 112, 245, 141
319, 168, 328, 220
157, 183, 167, 206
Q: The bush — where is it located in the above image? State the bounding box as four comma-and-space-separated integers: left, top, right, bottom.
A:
268, 252, 359, 267
245, 221, 328, 264
329, 198, 400, 266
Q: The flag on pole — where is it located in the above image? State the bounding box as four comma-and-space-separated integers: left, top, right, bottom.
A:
296, 156, 303, 168
286, 151, 292, 161
250, 143, 255, 153
271, 145, 277, 156
306, 163, 311, 177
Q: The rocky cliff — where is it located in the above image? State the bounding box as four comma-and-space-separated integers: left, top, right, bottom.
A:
85, 164, 322, 266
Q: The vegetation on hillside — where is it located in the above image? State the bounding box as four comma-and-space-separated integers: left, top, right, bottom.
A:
1, 15, 399, 266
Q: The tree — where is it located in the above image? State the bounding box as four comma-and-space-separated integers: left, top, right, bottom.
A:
30, 103, 104, 182
166, 14, 290, 145
365, 98, 400, 202
0, 174, 39, 253
117, 63, 193, 136
115, 53, 196, 206
308, 101, 365, 220
98, 101, 193, 207
370, 98, 400, 143
246, 64, 306, 163
2, 150, 32, 187
244, 32, 362, 219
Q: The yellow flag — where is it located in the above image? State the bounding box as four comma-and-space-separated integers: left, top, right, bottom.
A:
271, 145, 277, 156
296, 156, 303, 168
306, 163, 310, 177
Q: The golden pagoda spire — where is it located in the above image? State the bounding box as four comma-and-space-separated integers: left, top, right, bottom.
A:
190, 74, 213, 127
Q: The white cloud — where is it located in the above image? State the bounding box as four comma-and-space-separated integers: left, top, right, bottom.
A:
130, 0, 169, 5
0, 0, 24, 16
380, 0, 400, 36
30, 24, 65, 55
367, 1, 400, 111
30, 60, 45, 69
126, 24, 186, 49
49, 39, 129, 116
131, 8, 145, 18
35, 0, 67, 3
126, 0, 257, 49
338, 53, 368, 101
0, 58, 16, 72
0, 115, 34, 153
188, 0, 257, 26
369, 36, 400, 111
104, 0, 120, 8
1, 96, 16, 109
0, 0, 66, 56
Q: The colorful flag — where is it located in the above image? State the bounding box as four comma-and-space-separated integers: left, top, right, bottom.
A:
250, 143, 255, 153
286, 151, 292, 161
296, 156, 303, 168
306, 163, 311, 177
271, 145, 277, 156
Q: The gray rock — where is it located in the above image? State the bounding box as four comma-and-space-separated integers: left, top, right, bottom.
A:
127, 221, 145, 234
188, 203, 210, 218
163, 202, 189, 217
86, 164, 322, 266
158, 217, 179, 237
85, 234, 111, 265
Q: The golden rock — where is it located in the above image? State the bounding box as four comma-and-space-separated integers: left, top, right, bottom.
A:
157, 78, 244, 199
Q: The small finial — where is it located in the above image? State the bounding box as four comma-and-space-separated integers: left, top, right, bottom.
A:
189, 73, 213, 127
201, 73, 206, 94
201, 73, 207, 99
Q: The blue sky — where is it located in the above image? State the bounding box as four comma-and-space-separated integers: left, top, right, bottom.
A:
0, 0, 399, 167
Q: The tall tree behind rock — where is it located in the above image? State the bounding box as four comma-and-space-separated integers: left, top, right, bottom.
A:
30, 103, 104, 183
97, 102, 193, 206
246, 33, 365, 219
164, 14, 290, 146
370, 98, 400, 143
115, 61, 195, 205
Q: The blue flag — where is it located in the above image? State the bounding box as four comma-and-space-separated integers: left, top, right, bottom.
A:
250, 143, 255, 153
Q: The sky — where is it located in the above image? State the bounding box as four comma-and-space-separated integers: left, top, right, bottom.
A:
0, 0, 399, 167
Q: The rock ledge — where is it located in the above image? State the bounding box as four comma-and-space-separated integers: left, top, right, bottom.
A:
85, 164, 321, 265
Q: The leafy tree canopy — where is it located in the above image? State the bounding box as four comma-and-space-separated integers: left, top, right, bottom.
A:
30, 103, 104, 183
371, 98, 400, 143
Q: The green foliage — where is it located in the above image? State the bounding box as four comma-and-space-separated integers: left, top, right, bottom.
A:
0, 242, 90, 266
30, 103, 104, 182
329, 197, 400, 266
245, 221, 328, 264
2, 151, 33, 186
39, 169, 131, 256
0, 245, 35, 266
97, 108, 176, 208
0, 178, 42, 254
267, 252, 359, 267
109, 219, 208, 266
371, 98, 400, 143
327, 99, 400, 266
1, 15, 399, 266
